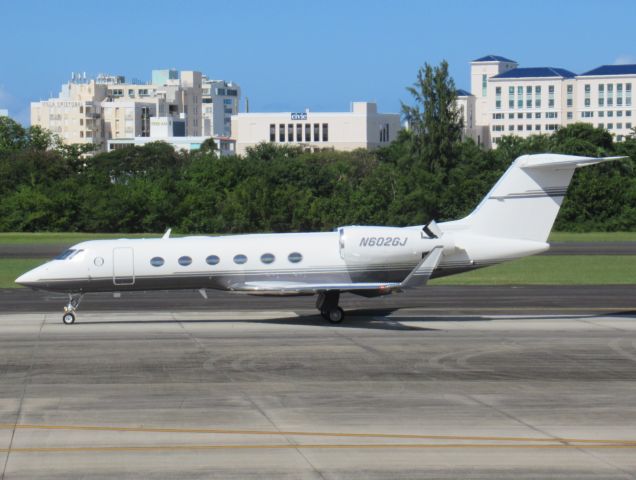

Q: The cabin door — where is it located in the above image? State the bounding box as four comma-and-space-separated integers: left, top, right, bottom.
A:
113, 247, 135, 285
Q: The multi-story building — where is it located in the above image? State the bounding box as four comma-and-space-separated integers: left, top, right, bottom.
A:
201, 77, 240, 137
460, 55, 636, 148
107, 116, 236, 155
231, 102, 401, 156
31, 70, 204, 152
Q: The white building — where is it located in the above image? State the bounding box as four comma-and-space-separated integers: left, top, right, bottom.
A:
231, 102, 401, 156
202, 77, 240, 137
460, 55, 636, 148
31, 69, 204, 152
107, 116, 235, 155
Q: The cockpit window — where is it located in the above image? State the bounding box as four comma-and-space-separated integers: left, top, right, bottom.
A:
54, 249, 76, 260
68, 249, 84, 259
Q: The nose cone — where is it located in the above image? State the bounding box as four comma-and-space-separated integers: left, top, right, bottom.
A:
15, 268, 43, 288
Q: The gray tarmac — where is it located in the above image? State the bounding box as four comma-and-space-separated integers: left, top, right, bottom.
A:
2, 241, 636, 258
1, 286, 636, 479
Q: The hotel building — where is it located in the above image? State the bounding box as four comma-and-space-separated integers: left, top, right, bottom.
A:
461, 55, 635, 148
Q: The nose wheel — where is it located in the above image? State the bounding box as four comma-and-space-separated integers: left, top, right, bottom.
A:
62, 293, 83, 325
317, 291, 345, 324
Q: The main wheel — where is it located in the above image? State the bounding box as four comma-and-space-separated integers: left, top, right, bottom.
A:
327, 307, 344, 324
62, 312, 76, 325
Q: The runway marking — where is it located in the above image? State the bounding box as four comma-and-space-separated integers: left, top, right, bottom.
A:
1, 423, 635, 445
2, 443, 636, 453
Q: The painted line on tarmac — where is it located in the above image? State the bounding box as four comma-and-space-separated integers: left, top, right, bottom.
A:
1, 423, 635, 445
2, 443, 636, 453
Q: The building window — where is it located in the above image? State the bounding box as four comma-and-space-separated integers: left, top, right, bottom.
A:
288, 252, 303, 263
627, 122, 632, 129
517, 113, 523, 119
508, 113, 514, 119
535, 112, 541, 119
526, 99, 532, 108
482, 74, 487, 97
535, 125, 541, 131
279, 124, 285, 142
508, 86, 514, 95
313, 123, 319, 142
305, 124, 311, 142
535, 99, 541, 108
288, 124, 294, 142
598, 123, 604, 128
618, 122, 623, 129
296, 124, 302, 142
526, 113, 532, 119
178, 256, 192, 266
260, 253, 275, 264
496, 100, 501, 109
517, 125, 523, 131
322, 123, 328, 141
508, 125, 514, 131
526, 86, 532, 95
517, 99, 523, 109
508, 100, 514, 109
584, 98, 590, 107
535, 86, 541, 95
608, 111, 614, 117
598, 111, 605, 117
233, 254, 247, 265
150, 257, 164, 267
567, 112, 573, 120
206, 255, 220, 265
269, 124, 275, 142
526, 124, 532, 131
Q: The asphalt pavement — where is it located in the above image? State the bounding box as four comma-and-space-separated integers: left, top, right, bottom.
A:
1, 307, 636, 479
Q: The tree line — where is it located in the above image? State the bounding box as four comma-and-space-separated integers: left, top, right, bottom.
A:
1, 62, 635, 234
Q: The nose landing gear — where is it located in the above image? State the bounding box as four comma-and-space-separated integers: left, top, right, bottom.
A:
62, 294, 83, 325
316, 291, 345, 324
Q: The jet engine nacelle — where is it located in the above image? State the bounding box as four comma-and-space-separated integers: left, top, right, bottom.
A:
338, 226, 445, 265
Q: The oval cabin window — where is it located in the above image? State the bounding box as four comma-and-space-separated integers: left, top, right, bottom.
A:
233, 254, 247, 265
206, 255, 220, 265
288, 252, 303, 263
260, 253, 275, 264
150, 257, 164, 267
178, 256, 192, 266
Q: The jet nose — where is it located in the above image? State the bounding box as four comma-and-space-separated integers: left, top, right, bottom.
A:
15, 269, 42, 288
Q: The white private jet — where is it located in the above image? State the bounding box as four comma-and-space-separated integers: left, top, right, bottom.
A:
16, 153, 622, 325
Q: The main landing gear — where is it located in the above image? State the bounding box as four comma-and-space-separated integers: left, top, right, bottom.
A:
316, 291, 344, 324
62, 293, 83, 325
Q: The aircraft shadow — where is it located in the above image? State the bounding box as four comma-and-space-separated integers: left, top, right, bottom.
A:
78, 308, 443, 331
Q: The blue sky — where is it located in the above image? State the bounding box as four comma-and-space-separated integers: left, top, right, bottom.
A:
1, 0, 635, 125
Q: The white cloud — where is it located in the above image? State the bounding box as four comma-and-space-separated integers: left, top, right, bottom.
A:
614, 54, 636, 65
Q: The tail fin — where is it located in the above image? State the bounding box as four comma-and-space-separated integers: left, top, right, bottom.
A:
452, 154, 624, 242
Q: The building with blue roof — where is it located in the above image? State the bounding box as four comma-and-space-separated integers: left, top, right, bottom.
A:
459, 55, 635, 149
579, 64, 636, 77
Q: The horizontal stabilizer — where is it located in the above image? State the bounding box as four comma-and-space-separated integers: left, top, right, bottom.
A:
399, 246, 443, 289
516, 154, 627, 170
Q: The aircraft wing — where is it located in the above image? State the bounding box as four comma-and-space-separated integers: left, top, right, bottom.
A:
229, 246, 443, 295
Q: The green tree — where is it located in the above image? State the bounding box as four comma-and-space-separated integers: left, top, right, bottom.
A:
401, 60, 464, 173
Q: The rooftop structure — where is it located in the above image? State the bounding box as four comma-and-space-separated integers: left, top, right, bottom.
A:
231, 102, 401, 155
